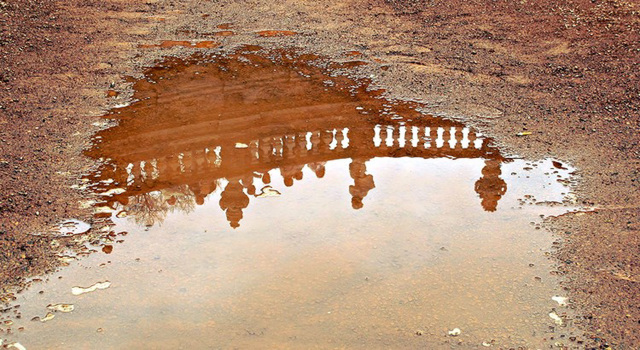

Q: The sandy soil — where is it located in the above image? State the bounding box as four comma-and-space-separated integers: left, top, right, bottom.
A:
0, 0, 638, 347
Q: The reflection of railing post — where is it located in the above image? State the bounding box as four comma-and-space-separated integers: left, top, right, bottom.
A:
455, 133, 464, 150
335, 129, 345, 149
204, 147, 215, 166
404, 125, 412, 149
379, 126, 389, 149
389, 126, 397, 147
451, 128, 461, 150
131, 163, 143, 186
310, 131, 321, 153
400, 125, 409, 149
98, 163, 113, 181
295, 133, 307, 157
274, 137, 283, 159
284, 135, 295, 159
193, 149, 207, 171
113, 164, 128, 186
259, 137, 272, 162
467, 131, 478, 149
181, 151, 194, 172
442, 127, 452, 149
321, 130, 333, 152
343, 128, 350, 149
143, 161, 155, 185
427, 127, 435, 148
249, 141, 259, 164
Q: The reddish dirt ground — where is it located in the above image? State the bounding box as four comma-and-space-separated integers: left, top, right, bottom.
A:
0, 0, 638, 348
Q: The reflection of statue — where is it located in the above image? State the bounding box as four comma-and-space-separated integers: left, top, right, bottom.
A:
241, 174, 256, 196
307, 162, 326, 178
219, 180, 250, 228
262, 172, 271, 184
474, 159, 507, 212
189, 180, 218, 205
280, 165, 304, 187
349, 158, 375, 210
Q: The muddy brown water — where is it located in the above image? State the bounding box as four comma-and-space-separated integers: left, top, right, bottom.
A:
2, 49, 585, 349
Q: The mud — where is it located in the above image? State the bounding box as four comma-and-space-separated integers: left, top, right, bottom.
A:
0, 0, 638, 348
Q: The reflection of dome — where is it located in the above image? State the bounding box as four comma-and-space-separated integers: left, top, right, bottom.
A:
474, 159, 507, 212
219, 180, 250, 228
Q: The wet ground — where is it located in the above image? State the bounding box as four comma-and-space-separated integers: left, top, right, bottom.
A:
0, 0, 639, 348
0, 49, 589, 349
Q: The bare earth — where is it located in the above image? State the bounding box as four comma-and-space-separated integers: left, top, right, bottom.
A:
0, 0, 638, 348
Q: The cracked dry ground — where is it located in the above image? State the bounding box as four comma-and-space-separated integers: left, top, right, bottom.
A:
1, 0, 638, 348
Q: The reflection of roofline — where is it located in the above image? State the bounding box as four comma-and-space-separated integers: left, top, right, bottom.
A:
92, 123, 503, 203
88, 108, 470, 163
105, 153, 500, 200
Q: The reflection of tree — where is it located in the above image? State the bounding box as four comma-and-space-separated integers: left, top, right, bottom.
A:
126, 185, 196, 226
474, 159, 507, 212
349, 158, 375, 210
126, 192, 170, 227
166, 185, 197, 214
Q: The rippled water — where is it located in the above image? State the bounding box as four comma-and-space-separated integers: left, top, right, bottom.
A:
1, 48, 584, 349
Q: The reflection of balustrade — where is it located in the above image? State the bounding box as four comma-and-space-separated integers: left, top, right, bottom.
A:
96, 122, 492, 198
90, 119, 506, 229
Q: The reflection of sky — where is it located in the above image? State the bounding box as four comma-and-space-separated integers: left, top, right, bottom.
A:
190, 157, 574, 229
12, 157, 578, 349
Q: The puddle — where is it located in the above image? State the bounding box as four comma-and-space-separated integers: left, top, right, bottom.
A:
1, 48, 584, 348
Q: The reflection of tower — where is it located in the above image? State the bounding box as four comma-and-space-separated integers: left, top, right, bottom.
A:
219, 180, 250, 228
349, 158, 375, 210
307, 162, 326, 178
474, 159, 507, 212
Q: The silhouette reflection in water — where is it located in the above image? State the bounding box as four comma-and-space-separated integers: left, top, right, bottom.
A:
86, 48, 509, 228
349, 159, 375, 210
219, 179, 250, 229
475, 159, 507, 212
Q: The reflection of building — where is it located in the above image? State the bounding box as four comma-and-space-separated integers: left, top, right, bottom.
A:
85, 49, 507, 228
475, 159, 507, 212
